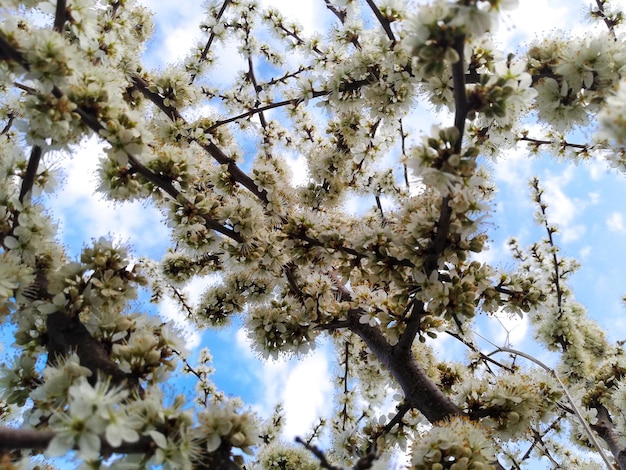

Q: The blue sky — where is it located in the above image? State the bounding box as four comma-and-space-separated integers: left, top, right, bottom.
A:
44, 0, 626, 456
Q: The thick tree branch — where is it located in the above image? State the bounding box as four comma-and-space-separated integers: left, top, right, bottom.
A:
0, 426, 152, 454
591, 404, 626, 469
348, 310, 461, 423
0, 427, 243, 469
451, 35, 468, 151
46, 312, 137, 387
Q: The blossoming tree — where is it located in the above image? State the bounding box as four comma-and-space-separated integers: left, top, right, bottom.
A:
1, 0, 626, 468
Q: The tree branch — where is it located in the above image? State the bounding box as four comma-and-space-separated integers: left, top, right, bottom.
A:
246, 56, 268, 130
593, 0, 618, 39
46, 312, 137, 388
364, 0, 396, 43
0, 426, 152, 454
191, 0, 232, 83
451, 35, 468, 151
348, 310, 461, 423
423, 34, 468, 276
1, 111, 15, 135
53, 0, 67, 32
2, 35, 243, 244
395, 299, 425, 353
206, 91, 329, 132
130, 74, 271, 205
591, 404, 626, 469
18, 145, 42, 203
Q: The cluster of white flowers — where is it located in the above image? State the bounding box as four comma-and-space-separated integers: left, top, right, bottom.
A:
528, 34, 626, 132
253, 441, 319, 470
411, 417, 497, 469
454, 372, 562, 440
4, 0, 626, 467
47, 378, 139, 461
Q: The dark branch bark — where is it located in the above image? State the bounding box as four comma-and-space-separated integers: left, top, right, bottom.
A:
423, 34, 468, 276
347, 310, 461, 423
130, 74, 271, 205
594, 0, 618, 39
591, 404, 626, 469
364, 0, 396, 43
323, 0, 347, 23
295, 436, 342, 470
46, 312, 137, 388
246, 57, 268, 130
1, 111, 15, 135
451, 35, 468, 151
1, 33, 242, 243
19, 145, 42, 203
395, 299, 425, 353
53, 0, 67, 32
0, 426, 152, 454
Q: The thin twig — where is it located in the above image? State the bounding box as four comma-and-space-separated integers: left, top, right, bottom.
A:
1, 111, 15, 135
494, 346, 614, 470
531, 179, 564, 320
520, 417, 563, 462
445, 330, 515, 373
366, 402, 411, 454
594, 0, 618, 39
246, 56, 268, 129
295, 436, 341, 470
399, 119, 409, 189
191, 0, 231, 83
206, 91, 329, 132
341, 339, 350, 431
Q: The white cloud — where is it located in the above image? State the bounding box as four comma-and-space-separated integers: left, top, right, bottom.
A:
285, 152, 310, 187
52, 136, 169, 257
494, 1, 576, 50
607, 212, 626, 233
280, 352, 333, 439
493, 146, 534, 190
235, 329, 334, 439
587, 155, 608, 181
137, 1, 205, 66
579, 245, 592, 260
260, 0, 326, 34
561, 224, 586, 243
541, 166, 589, 242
